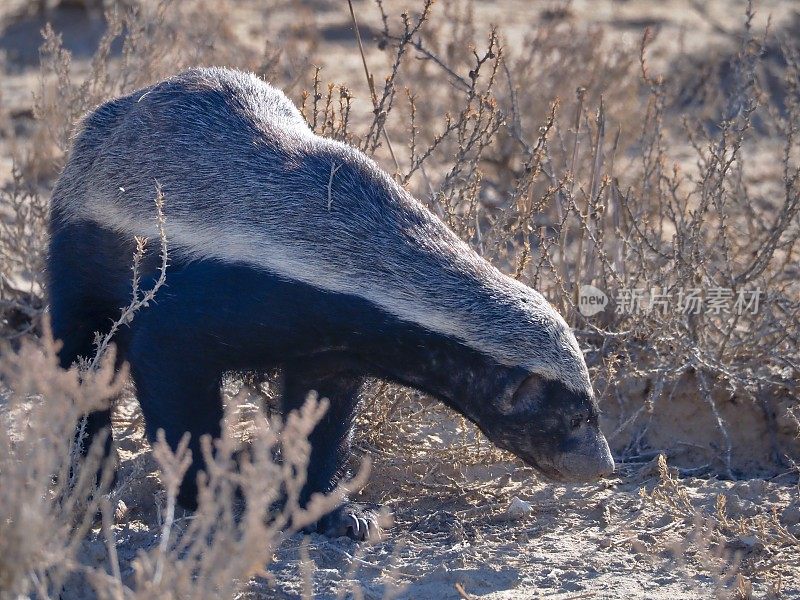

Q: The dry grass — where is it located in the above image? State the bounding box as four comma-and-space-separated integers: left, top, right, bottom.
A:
0, 0, 798, 597
0, 184, 361, 598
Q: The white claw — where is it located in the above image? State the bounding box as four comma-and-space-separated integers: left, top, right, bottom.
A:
365, 519, 375, 540
349, 514, 361, 537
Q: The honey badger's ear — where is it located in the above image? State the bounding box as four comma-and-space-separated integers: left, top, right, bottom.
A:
498, 373, 547, 415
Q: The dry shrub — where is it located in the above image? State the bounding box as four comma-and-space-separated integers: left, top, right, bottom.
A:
0, 325, 352, 597
0, 167, 47, 338
0, 326, 122, 596
302, 4, 800, 589
122, 394, 353, 600
341, 0, 800, 476
637, 455, 798, 598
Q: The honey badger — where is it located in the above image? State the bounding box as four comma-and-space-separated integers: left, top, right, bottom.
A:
48, 67, 614, 540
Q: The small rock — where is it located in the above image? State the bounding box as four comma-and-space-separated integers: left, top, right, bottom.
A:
781, 504, 800, 526
729, 534, 764, 553
734, 479, 767, 499
595, 500, 612, 528
725, 494, 758, 518
115, 499, 129, 521
747, 479, 768, 497
506, 496, 533, 519
775, 403, 800, 435
738, 535, 758, 548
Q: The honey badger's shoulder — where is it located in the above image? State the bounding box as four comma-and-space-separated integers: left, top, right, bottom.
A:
53, 67, 356, 225
88, 67, 309, 141
55, 68, 305, 194
129, 67, 311, 142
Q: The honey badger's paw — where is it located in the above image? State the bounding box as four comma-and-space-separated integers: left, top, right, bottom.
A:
312, 503, 383, 541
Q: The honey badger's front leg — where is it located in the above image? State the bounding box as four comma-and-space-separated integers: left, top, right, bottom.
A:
281, 360, 378, 540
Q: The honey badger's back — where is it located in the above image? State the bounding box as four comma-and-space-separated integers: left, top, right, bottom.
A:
51, 66, 591, 394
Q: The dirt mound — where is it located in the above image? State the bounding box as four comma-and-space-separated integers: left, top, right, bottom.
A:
603, 374, 799, 477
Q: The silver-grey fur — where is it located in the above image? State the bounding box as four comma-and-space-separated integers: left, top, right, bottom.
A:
53, 67, 591, 396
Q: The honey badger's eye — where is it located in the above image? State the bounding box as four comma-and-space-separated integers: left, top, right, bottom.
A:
570, 415, 584, 430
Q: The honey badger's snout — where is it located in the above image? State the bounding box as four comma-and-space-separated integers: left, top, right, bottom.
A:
508, 422, 615, 484
519, 423, 615, 484
554, 422, 615, 481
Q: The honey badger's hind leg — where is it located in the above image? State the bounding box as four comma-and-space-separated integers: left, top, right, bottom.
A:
282, 361, 379, 541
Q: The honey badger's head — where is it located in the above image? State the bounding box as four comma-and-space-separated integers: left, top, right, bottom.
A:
473, 372, 614, 483
441, 279, 615, 484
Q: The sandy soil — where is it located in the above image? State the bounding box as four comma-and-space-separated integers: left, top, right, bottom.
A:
1, 1, 799, 598
53, 390, 799, 600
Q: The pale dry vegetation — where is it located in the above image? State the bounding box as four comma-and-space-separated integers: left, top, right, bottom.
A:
0, 0, 798, 598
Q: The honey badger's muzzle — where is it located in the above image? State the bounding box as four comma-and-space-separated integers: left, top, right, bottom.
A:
483, 419, 615, 483
552, 425, 615, 482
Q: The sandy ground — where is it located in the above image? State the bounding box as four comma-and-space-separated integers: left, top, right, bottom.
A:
1, 1, 799, 598
53, 390, 798, 600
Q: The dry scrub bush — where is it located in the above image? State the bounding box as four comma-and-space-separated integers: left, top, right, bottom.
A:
0, 327, 122, 597
636, 454, 798, 597
122, 394, 358, 600
295, 10, 800, 592
0, 167, 47, 337
333, 1, 800, 477
0, 326, 353, 597
0, 181, 356, 596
